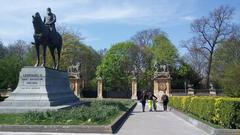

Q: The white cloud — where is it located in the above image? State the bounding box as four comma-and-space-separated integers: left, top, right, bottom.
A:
0, 0, 198, 45
180, 15, 195, 22
62, 6, 142, 23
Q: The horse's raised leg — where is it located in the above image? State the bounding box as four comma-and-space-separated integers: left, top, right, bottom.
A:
41, 45, 46, 67
49, 47, 56, 69
34, 44, 40, 67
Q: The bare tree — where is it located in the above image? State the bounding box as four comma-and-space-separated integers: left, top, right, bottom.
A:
185, 5, 235, 87
56, 24, 85, 41
8, 40, 30, 65
131, 28, 164, 72
131, 28, 164, 46
182, 40, 208, 78
98, 48, 108, 57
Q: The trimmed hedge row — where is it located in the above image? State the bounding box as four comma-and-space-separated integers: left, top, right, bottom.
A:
169, 96, 240, 129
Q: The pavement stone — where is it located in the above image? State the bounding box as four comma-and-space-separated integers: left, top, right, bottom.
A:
117, 102, 209, 135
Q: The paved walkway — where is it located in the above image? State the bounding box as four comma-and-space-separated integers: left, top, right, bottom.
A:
0, 102, 208, 135
117, 102, 208, 135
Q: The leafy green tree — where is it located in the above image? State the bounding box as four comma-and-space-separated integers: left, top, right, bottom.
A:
150, 34, 202, 89
24, 46, 36, 66
0, 41, 7, 59
0, 55, 22, 89
58, 33, 85, 70
135, 46, 154, 91
0, 40, 32, 89
212, 39, 240, 77
172, 60, 202, 89
152, 34, 178, 65
96, 41, 137, 93
219, 64, 240, 97
131, 30, 179, 90
58, 33, 100, 90
212, 38, 240, 97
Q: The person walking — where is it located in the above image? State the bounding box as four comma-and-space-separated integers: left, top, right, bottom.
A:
140, 91, 147, 112
153, 95, 158, 111
161, 92, 169, 111
147, 91, 157, 111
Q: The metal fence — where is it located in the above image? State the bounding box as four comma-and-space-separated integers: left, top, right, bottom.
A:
171, 89, 223, 96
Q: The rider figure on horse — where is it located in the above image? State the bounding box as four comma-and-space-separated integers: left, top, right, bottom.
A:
44, 8, 56, 43
32, 8, 62, 69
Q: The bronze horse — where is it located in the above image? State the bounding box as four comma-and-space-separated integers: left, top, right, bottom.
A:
32, 12, 62, 69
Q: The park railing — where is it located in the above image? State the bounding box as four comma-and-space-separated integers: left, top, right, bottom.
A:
171, 89, 223, 96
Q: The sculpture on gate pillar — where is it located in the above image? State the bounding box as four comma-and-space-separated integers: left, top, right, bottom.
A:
68, 62, 83, 97
153, 61, 171, 100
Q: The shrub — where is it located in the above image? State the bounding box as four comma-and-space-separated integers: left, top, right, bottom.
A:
188, 97, 215, 121
180, 96, 192, 112
214, 98, 240, 129
169, 96, 240, 129
169, 96, 181, 109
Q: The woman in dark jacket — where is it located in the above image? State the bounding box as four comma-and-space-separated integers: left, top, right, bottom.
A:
140, 91, 147, 112
161, 92, 169, 111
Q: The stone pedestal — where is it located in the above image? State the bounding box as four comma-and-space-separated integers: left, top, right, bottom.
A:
210, 90, 216, 96
209, 84, 216, 96
187, 84, 194, 95
0, 67, 79, 113
68, 63, 83, 98
153, 72, 171, 101
97, 77, 103, 99
131, 77, 137, 100
69, 78, 82, 98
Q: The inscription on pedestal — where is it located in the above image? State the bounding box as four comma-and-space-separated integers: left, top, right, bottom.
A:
21, 73, 44, 86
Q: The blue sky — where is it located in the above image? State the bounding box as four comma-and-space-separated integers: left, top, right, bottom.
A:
0, 0, 239, 54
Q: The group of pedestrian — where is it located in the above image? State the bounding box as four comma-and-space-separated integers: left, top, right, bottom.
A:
140, 90, 169, 112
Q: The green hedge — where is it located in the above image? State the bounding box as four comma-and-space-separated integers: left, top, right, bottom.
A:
169, 96, 240, 129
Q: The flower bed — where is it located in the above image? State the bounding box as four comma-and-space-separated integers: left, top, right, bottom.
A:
0, 99, 135, 125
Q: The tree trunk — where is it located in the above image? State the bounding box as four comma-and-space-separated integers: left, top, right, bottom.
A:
206, 52, 213, 88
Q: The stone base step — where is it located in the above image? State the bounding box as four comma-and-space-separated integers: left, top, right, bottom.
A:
0, 101, 81, 113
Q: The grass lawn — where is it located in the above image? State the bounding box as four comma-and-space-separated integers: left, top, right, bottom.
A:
0, 99, 135, 125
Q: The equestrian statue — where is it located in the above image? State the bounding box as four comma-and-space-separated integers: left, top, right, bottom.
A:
32, 8, 62, 69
